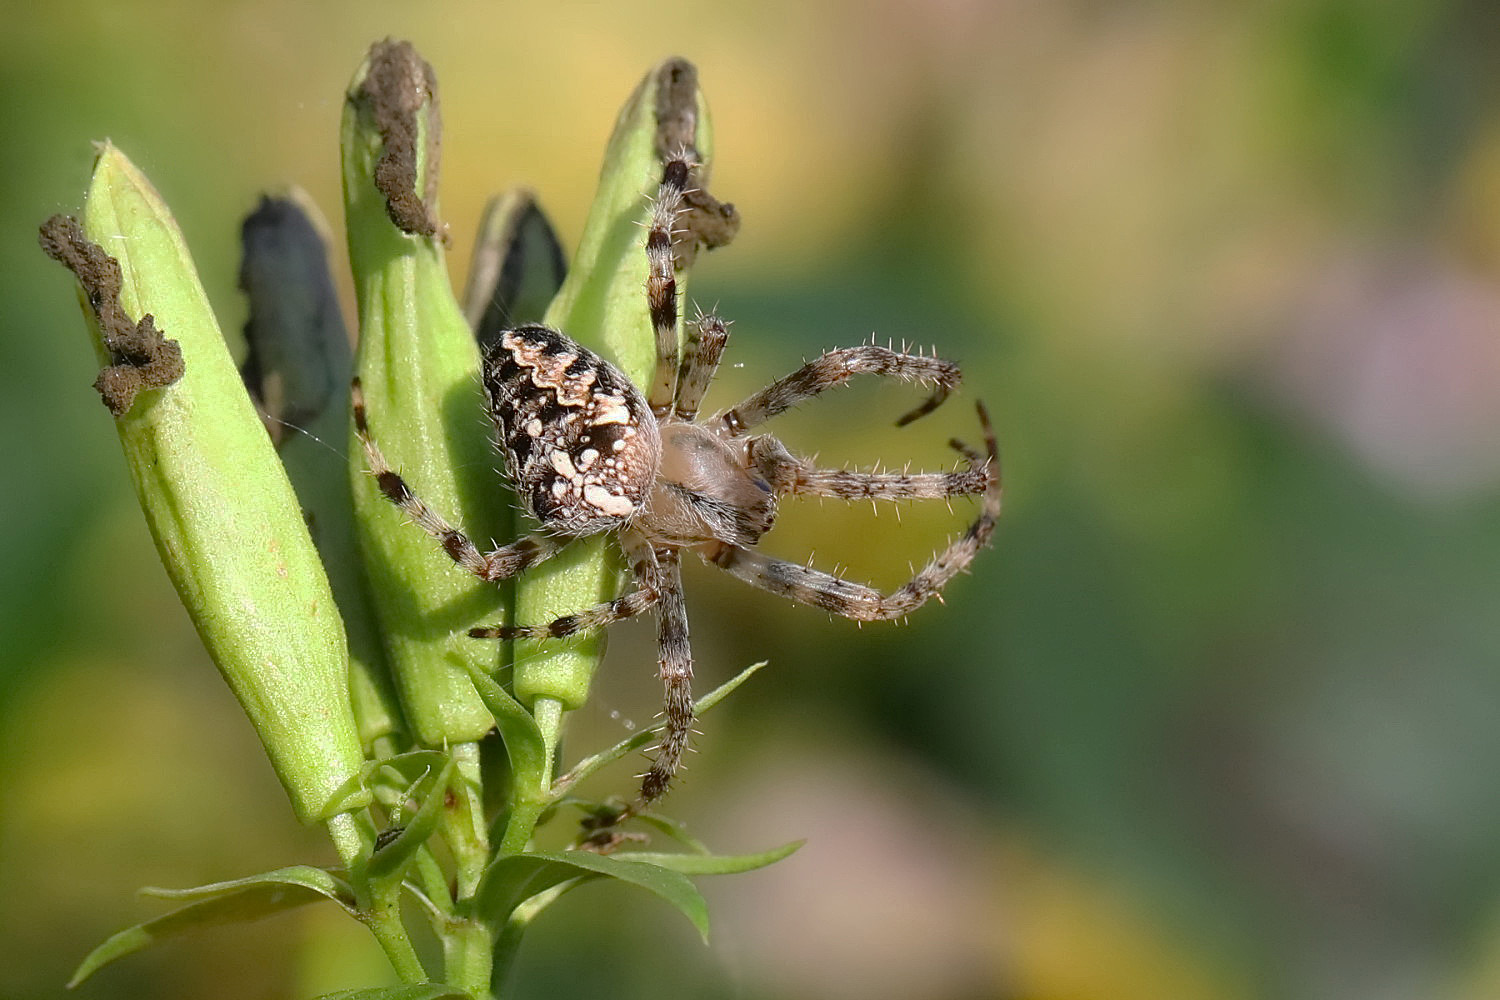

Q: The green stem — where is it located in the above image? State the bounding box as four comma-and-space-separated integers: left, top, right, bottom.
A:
324, 809, 370, 872
448, 743, 489, 894
442, 742, 493, 996
325, 811, 427, 984
413, 845, 454, 918
497, 697, 563, 856
533, 697, 564, 755
487, 699, 565, 997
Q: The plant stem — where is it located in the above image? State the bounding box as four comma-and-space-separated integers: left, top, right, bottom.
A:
442, 741, 494, 996
325, 809, 370, 871
448, 742, 490, 893
486, 698, 566, 996
497, 697, 563, 856
325, 810, 427, 984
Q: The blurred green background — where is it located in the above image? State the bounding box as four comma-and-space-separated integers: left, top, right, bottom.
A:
7, 1, 1500, 998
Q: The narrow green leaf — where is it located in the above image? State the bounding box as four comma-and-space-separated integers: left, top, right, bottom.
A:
316, 986, 472, 1000
70, 868, 354, 987
553, 661, 765, 797
614, 840, 804, 876
625, 812, 712, 854
460, 661, 547, 790
139, 866, 353, 904
476, 850, 708, 941
367, 748, 450, 780
686, 659, 765, 715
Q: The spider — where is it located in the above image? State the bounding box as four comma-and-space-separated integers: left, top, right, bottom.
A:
352, 153, 1002, 803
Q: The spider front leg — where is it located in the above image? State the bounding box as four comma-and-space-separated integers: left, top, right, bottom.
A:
718, 345, 962, 436
352, 378, 561, 581
711, 403, 1001, 620
468, 530, 661, 639
673, 310, 729, 421
645, 155, 693, 417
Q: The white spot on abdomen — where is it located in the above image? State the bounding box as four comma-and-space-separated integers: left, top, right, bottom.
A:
591, 396, 632, 426
550, 451, 579, 480
583, 485, 635, 516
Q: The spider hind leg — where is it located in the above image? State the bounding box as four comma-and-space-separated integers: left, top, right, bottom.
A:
639, 548, 692, 802
712, 402, 1000, 621
747, 430, 991, 502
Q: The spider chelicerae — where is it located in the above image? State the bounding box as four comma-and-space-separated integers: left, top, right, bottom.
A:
352, 152, 1002, 803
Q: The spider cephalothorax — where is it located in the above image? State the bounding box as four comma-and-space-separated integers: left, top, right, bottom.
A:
353, 152, 1001, 803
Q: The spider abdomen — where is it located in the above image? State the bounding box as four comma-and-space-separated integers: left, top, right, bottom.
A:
481, 324, 660, 537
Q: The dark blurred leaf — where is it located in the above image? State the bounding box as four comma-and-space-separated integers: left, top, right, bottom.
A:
462, 188, 567, 350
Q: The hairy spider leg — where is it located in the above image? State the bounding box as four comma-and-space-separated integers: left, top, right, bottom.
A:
746, 433, 990, 501
640, 548, 692, 802
646, 155, 693, 417
352, 377, 562, 582
718, 345, 962, 436
673, 311, 729, 421
469, 529, 661, 640
709, 403, 1001, 620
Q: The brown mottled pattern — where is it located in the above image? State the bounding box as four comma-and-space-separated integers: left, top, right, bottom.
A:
483, 325, 660, 537
499, 327, 600, 406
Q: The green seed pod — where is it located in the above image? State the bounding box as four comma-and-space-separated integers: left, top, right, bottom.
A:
41, 144, 369, 824
511, 57, 728, 711
238, 190, 404, 749
343, 39, 505, 746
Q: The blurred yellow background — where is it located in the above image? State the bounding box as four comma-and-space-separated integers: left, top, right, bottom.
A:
7, 1, 1500, 998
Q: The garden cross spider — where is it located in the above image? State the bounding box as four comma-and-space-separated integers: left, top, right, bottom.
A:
352, 153, 1002, 803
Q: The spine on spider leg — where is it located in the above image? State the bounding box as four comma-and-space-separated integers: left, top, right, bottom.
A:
342, 39, 504, 746
509, 58, 731, 716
